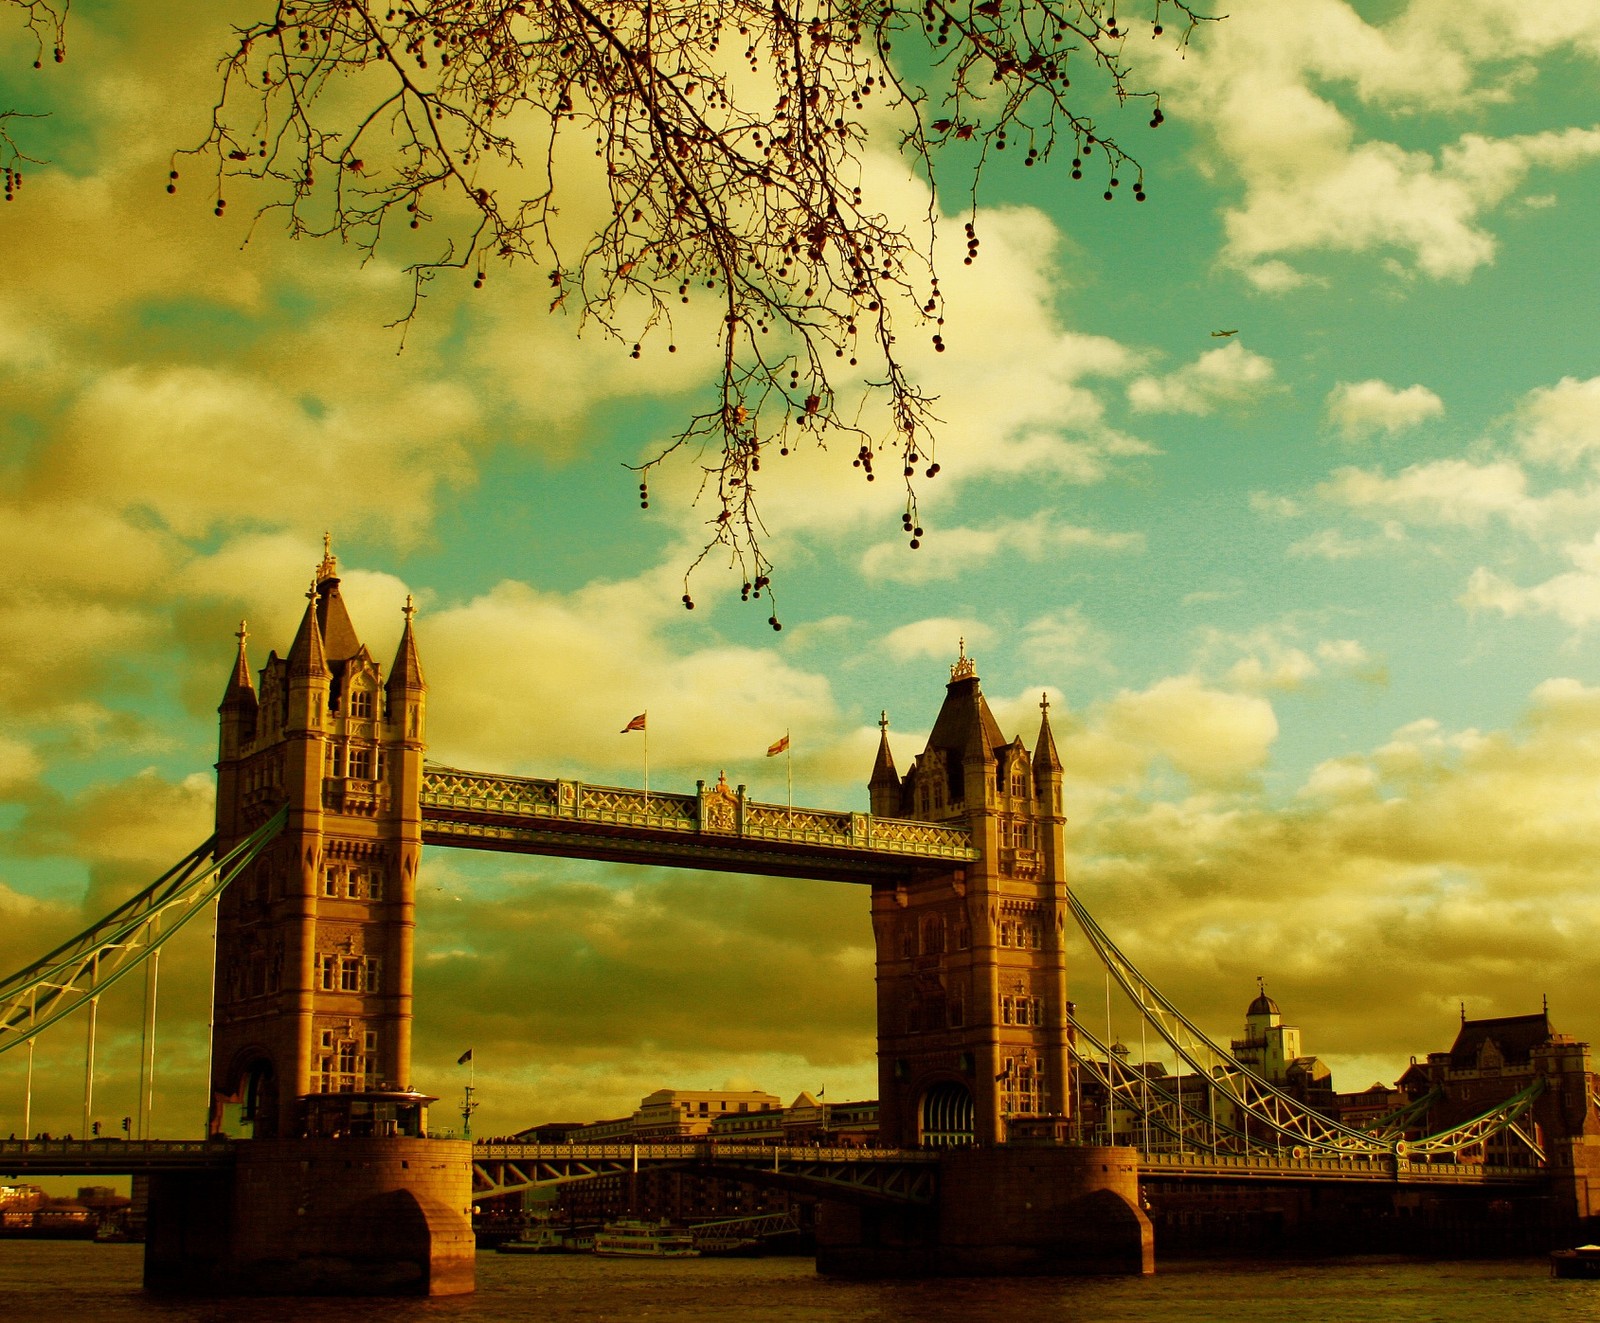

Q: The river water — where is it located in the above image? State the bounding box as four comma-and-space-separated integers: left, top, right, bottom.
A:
2, 1243, 1597, 1322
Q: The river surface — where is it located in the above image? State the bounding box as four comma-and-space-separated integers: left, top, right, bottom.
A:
2, 1243, 1597, 1322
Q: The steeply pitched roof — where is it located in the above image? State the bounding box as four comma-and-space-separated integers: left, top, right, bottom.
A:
925, 675, 1007, 766
869, 717, 898, 788
1034, 698, 1063, 773
388, 599, 426, 694
220, 620, 257, 710
315, 579, 364, 664
1447, 1012, 1551, 1069
286, 594, 329, 679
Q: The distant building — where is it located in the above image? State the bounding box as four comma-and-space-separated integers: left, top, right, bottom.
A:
1229, 981, 1336, 1115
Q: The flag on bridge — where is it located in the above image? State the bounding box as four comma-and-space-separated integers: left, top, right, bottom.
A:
621, 712, 647, 733
766, 734, 789, 757
457, 1048, 473, 1065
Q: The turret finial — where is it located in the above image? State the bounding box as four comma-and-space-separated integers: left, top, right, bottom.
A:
235, 619, 249, 647
317, 531, 338, 584
1040, 691, 1050, 716
879, 709, 889, 733
950, 637, 976, 681
403, 593, 416, 621
306, 577, 318, 602
1256, 974, 1265, 997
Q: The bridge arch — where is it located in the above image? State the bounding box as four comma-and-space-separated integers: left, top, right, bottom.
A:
214, 1050, 278, 1139
918, 1079, 975, 1147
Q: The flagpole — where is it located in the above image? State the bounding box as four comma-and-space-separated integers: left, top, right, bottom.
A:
643, 711, 650, 811
785, 729, 792, 811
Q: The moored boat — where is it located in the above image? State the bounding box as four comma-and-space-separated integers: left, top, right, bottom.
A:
497, 1222, 563, 1254
593, 1218, 699, 1258
1551, 1245, 1600, 1278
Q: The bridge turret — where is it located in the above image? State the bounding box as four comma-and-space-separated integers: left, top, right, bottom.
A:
872, 644, 1072, 1148
217, 621, 258, 842
869, 711, 901, 817
211, 540, 428, 1143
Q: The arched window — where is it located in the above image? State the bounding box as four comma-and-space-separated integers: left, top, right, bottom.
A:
920, 1081, 975, 1147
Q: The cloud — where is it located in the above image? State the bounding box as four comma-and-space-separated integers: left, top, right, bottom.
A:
1461, 534, 1600, 628
1196, 622, 1386, 693
859, 515, 1141, 584
882, 618, 996, 665
1288, 522, 1408, 560
1127, 341, 1277, 416
1326, 380, 1445, 440
1318, 458, 1536, 528
1514, 375, 1600, 470
1099, 676, 1280, 787
1020, 608, 1112, 674
1148, 0, 1600, 285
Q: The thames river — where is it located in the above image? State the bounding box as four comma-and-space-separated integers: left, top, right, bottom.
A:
1, 1243, 1595, 1322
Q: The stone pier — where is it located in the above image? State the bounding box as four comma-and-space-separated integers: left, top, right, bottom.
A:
144, 1138, 474, 1296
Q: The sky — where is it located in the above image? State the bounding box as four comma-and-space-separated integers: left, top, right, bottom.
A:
4, 0, 1600, 1146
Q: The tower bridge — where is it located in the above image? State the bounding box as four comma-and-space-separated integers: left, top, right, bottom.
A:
4, 543, 1600, 1294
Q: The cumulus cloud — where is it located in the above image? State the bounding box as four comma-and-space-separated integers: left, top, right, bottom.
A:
859, 515, 1141, 585
1461, 534, 1600, 628
1326, 380, 1445, 440
1127, 341, 1277, 415
1070, 676, 1600, 1065
882, 618, 996, 665
1147, 0, 1600, 285
1318, 458, 1537, 528
1514, 375, 1600, 470
1097, 676, 1280, 787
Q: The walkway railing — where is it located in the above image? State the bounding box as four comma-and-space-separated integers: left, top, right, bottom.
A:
420, 766, 976, 864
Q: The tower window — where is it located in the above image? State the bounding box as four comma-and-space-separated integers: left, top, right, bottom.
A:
341, 957, 364, 992
348, 748, 372, 780
349, 689, 373, 719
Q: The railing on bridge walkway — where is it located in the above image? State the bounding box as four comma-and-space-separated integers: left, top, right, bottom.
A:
0, 1138, 236, 1176
420, 766, 977, 881
469, 1141, 939, 1204
1137, 1150, 1543, 1186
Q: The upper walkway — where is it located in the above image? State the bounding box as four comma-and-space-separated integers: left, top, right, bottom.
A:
419, 765, 978, 884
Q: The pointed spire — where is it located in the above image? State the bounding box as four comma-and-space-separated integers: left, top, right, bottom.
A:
1034, 690, 1063, 773
311, 535, 363, 663
222, 619, 255, 697
870, 710, 898, 786
950, 637, 976, 682
287, 579, 330, 679
387, 593, 426, 695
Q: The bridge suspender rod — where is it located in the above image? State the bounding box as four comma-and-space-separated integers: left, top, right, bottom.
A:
139, 947, 159, 1141
23, 1034, 34, 1140
83, 954, 98, 1139
0, 806, 288, 1058
1068, 887, 1550, 1162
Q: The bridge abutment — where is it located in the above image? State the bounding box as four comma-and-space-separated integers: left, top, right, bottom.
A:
144, 1138, 473, 1297
816, 1145, 1151, 1277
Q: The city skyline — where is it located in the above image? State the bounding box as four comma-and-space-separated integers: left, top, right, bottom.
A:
5, 0, 1600, 1140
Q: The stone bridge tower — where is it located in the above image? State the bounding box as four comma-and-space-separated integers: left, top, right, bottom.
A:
868, 644, 1069, 1147
211, 540, 428, 1139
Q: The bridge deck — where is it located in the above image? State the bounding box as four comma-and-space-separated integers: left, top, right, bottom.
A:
469, 1141, 941, 1204
0, 1138, 1541, 1190
0, 1139, 235, 1175
1138, 1151, 1542, 1186
420, 766, 978, 883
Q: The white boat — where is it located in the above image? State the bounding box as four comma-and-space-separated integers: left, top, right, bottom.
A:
593, 1218, 699, 1258
496, 1222, 562, 1254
